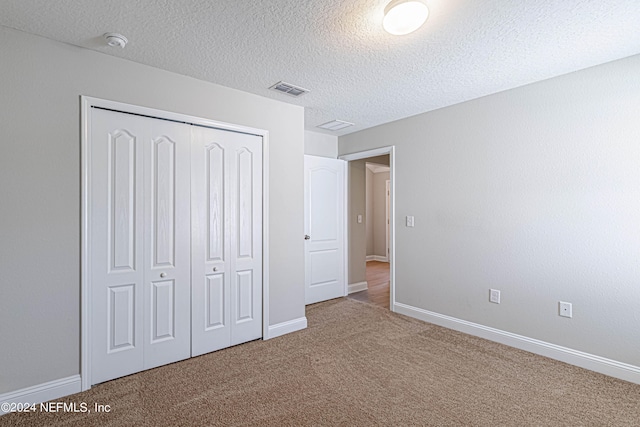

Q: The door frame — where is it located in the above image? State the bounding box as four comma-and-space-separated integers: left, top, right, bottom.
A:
80, 96, 270, 391
386, 179, 390, 263
339, 146, 395, 311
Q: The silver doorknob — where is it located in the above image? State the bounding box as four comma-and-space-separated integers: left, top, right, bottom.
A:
160, 272, 166, 278
213, 267, 218, 272
304, 235, 311, 240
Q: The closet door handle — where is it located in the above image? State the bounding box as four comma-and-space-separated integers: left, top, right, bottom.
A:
213, 267, 218, 272
160, 272, 166, 278
304, 235, 311, 240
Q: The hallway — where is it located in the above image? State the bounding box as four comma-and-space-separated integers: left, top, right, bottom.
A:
347, 261, 390, 309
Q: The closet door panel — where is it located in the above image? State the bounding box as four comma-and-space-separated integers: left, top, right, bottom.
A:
150, 279, 176, 341
91, 108, 145, 384
229, 133, 263, 346
110, 129, 137, 272
206, 273, 226, 328
206, 143, 225, 262
152, 137, 176, 266
143, 118, 191, 369
191, 126, 231, 356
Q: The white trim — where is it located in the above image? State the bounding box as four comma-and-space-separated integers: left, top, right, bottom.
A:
80, 97, 91, 391
348, 281, 368, 294
265, 317, 308, 340
343, 160, 350, 297
385, 179, 390, 263
82, 97, 268, 136
394, 302, 640, 385
340, 147, 391, 161
81, 96, 270, 391
340, 146, 395, 312
343, 159, 349, 297
262, 132, 271, 342
366, 255, 388, 263
0, 375, 81, 416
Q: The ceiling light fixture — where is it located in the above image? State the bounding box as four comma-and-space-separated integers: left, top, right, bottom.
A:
104, 33, 128, 48
383, 0, 429, 36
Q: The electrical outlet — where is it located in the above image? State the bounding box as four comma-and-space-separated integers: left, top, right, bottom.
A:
406, 215, 415, 227
489, 289, 501, 304
559, 301, 572, 318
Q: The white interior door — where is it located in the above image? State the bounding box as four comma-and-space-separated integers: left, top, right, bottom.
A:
304, 155, 345, 305
191, 126, 263, 356
90, 108, 191, 384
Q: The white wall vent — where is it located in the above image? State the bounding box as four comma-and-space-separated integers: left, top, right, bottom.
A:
269, 81, 310, 97
317, 120, 354, 131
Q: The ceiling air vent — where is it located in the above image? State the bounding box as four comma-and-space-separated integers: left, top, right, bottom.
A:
317, 120, 354, 131
269, 81, 310, 97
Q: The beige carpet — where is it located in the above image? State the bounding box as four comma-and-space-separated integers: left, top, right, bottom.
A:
3, 298, 640, 426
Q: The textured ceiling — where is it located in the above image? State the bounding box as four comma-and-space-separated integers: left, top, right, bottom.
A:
1, 0, 639, 136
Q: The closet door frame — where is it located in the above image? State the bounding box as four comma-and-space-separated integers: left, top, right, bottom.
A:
80, 96, 271, 391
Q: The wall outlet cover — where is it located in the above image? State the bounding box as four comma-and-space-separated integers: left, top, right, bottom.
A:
490, 289, 501, 304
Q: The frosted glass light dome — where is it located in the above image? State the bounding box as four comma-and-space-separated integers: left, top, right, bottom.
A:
383, 0, 429, 35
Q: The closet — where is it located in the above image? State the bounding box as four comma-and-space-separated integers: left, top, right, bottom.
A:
89, 107, 262, 385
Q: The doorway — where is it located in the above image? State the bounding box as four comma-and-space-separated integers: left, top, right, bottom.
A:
348, 261, 391, 309
339, 147, 395, 312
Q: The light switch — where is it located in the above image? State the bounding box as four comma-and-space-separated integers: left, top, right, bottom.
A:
357, 214, 363, 224
406, 215, 414, 227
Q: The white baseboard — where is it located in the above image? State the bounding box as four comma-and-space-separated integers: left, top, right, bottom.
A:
394, 302, 640, 385
265, 316, 307, 340
348, 281, 368, 294
0, 375, 81, 416
366, 256, 388, 263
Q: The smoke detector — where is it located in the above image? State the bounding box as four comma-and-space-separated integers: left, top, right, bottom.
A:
104, 33, 128, 48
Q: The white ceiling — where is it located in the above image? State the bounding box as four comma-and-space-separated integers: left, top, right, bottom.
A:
1, 0, 639, 136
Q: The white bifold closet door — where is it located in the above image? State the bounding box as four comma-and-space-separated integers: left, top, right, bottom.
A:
90, 108, 191, 384
90, 107, 263, 385
190, 126, 263, 357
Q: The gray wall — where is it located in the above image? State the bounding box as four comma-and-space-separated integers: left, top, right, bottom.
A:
0, 27, 305, 393
340, 54, 640, 366
348, 160, 367, 285
304, 130, 338, 158
372, 171, 390, 257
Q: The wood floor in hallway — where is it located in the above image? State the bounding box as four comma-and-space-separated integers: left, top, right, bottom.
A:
347, 260, 390, 309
